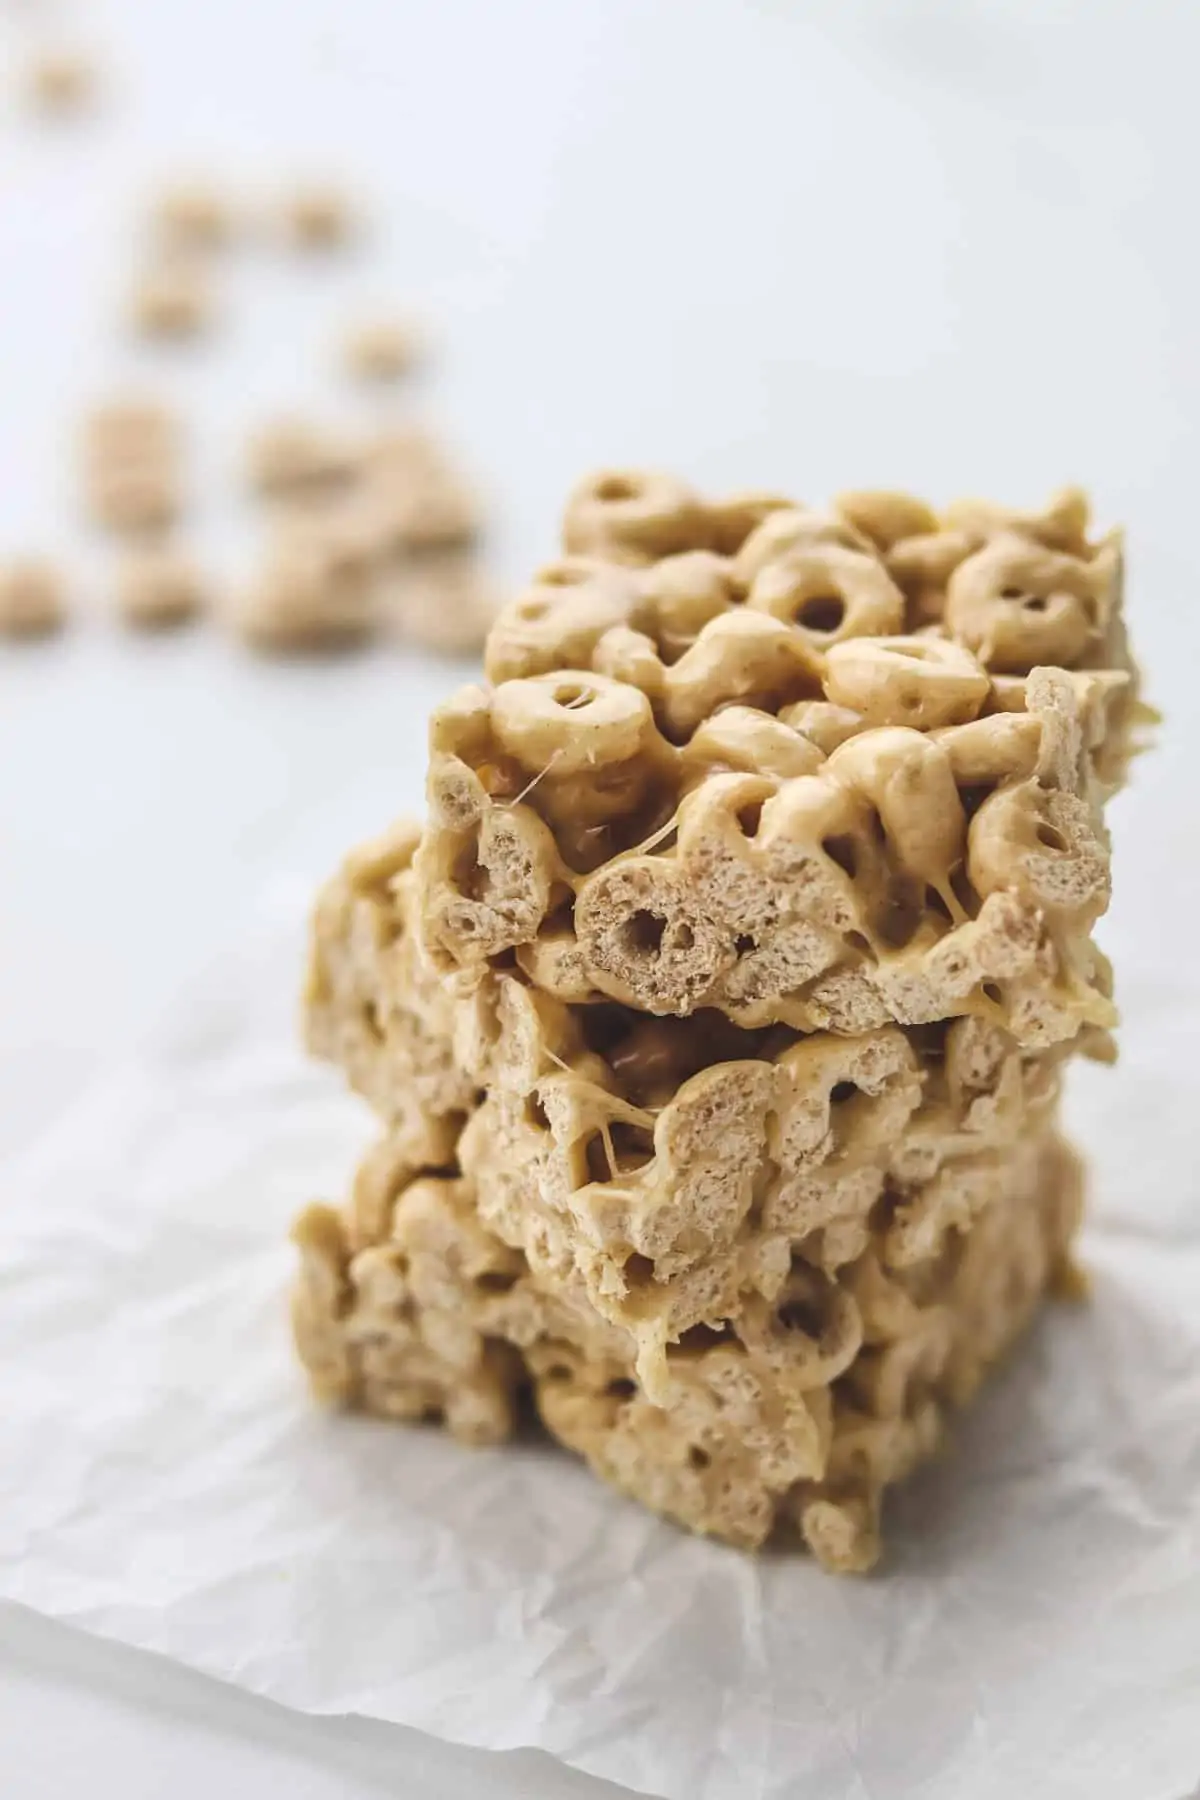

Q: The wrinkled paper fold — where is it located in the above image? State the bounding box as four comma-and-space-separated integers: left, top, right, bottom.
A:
1, 883, 1197, 1800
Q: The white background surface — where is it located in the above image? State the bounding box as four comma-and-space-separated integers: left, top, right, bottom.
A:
1, 1, 1196, 1795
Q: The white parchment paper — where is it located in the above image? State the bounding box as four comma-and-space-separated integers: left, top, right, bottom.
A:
1, 883, 1198, 1800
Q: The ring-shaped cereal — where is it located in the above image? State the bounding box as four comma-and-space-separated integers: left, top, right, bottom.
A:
660, 610, 824, 740
945, 534, 1104, 672
574, 856, 733, 1014
824, 634, 989, 730
834, 490, 937, 551
966, 781, 1109, 924
485, 558, 640, 682
489, 671, 656, 776
635, 549, 735, 661
562, 469, 709, 564
747, 543, 905, 649
732, 506, 874, 590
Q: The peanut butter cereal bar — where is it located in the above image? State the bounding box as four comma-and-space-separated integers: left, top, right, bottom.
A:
291, 475, 1142, 1570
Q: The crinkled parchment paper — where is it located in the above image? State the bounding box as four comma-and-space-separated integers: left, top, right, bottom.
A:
1, 882, 1197, 1800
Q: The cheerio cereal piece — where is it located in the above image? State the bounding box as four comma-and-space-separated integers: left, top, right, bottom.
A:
115, 547, 206, 630
375, 461, 481, 554
82, 399, 182, 535
384, 550, 496, 655
150, 182, 236, 250
280, 183, 357, 249
341, 320, 422, 384
246, 419, 355, 497
90, 464, 179, 534
234, 527, 377, 653
128, 260, 213, 341
84, 399, 177, 459
0, 560, 67, 637
25, 50, 95, 115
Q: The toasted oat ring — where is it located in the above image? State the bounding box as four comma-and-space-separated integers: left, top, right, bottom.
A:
575, 856, 732, 1014
747, 543, 905, 649
484, 559, 640, 683
945, 534, 1104, 672
489, 671, 655, 776
562, 469, 709, 564
732, 507, 874, 589
824, 634, 989, 730
967, 782, 1109, 923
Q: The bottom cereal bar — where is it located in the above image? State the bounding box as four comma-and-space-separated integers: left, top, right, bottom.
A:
292, 1123, 1081, 1571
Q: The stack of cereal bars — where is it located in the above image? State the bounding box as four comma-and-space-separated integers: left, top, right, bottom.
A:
292, 474, 1142, 1571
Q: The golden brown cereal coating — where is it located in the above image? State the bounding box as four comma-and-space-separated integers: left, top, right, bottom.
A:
292, 472, 1132, 1570
292, 1102, 1080, 1568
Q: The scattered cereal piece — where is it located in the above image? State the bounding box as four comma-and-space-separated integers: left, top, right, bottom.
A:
371, 459, 482, 555
0, 559, 67, 638
88, 464, 180, 533
150, 182, 236, 251
82, 401, 182, 535
234, 527, 377, 653
246, 419, 355, 498
84, 400, 177, 459
128, 260, 213, 341
341, 320, 422, 384
115, 547, 206, 630
281, 184, 356, 250
383, 550, 496, 656
25, 50, 95, 116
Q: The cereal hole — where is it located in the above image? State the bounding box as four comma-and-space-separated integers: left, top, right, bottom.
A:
584, 1133, 615, 1184
525, 1092, 550, 1131
553, 680, 592, 709
671, 922, 695, 952
538, 563, 587, 588
830, 1081, 858, 1104
605, 1377, 637, 1401
822, 834, 859, 878
594, 474, 638, 502
688, 1445, 712, 1470
475, 1269, 519, 1294
516, 598, 550, 621
623, 1252, 656, 1287
673, 1320, 736, 1354
543, 1362, 572, 1383
795, 594, 845, 633
623, 909, 668, 956
1036, 822, 1069, 851
982, 981, 1003, 1004
777, 1293, 826, 1337
609, 1121, 656, 1173
736, 798, 764, 838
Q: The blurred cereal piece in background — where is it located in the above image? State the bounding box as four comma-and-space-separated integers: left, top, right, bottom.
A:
363, 433, 482, 556
340, 319, 423, 385
0, 559, 68, 638
82, 399, 183, 535
280, 183, 357, 251
24, 49, 96, 117
246, 418, 356, 500
128, 259, 214, 342
234, 519, 378, 653
115, 546, 206, 630
149, 182, 238, 252
382, 548, 497, 656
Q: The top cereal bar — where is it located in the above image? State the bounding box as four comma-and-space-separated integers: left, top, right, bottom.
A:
417, 476, 1141, 1048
